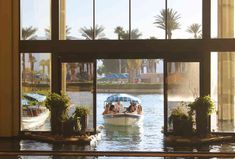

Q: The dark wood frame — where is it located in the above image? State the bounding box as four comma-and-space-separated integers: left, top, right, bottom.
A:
19, 0, 235, 140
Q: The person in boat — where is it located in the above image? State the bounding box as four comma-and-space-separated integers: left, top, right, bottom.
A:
109, 104, 116, 114
137, 104, 143, 114
125, 101, 137, 114
102, 103, 110, 115
114, 100, 124, 113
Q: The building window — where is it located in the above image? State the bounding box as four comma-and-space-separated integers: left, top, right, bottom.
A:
20, 53, 51, 131
20, 0, 51, 40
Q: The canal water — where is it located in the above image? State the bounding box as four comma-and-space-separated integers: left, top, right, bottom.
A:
19, 93, 235, 158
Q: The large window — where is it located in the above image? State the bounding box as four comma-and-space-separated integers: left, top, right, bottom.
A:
60, 0, 93, 40
167, 0, 202, 39
18, 0, 235, 157
131, 0, 165, 39
20, 53, 51, 131
96, 59, 164, 151
167, 62, 200, 131
20, 0, 51, 40
96, 0, 129, 40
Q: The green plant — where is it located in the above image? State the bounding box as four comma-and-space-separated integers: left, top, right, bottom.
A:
188, 95, 215, 136
73, 106, 89, 118
188, 95, 215, 115
169, 102, 192, 124
45, 93, 70, 134
169, 102, 193, 136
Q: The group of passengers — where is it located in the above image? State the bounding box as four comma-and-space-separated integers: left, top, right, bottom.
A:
102, 101, 143, 115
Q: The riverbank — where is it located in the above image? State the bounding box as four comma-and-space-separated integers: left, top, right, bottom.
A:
96, 83, 163, 93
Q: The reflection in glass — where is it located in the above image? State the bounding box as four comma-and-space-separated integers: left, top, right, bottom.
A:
211, 52, 235, 132
211, 0, 235, 38
96, 0, 129, 39
20, 0, 51, 40
60, 0, 93, 40
167, 62, 200, 131
96, 59, 164, 151
166, 0, 202, 39
61, 62, 94, 131
20, 53, 51, 131
132, 0, 165, 39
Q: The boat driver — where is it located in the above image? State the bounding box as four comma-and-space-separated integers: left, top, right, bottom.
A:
114, 100, 124, 113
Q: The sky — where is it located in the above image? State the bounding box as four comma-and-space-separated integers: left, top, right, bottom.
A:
21, 0, 208, 40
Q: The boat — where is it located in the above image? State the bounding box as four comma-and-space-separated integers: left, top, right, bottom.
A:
103, 94, 143, 126
21, 93, 50, 130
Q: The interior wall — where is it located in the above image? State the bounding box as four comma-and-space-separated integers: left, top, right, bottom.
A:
0, 0, 19, 137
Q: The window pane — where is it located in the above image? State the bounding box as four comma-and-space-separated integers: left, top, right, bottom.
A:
96, 59, 164, 151
167, 0, 202, 39
20, 0, 51, 40
61, 62, 94, 131
211, 52, 235, 132
167, 62, 200, 132
132, 0, 165, 39
96, 0, 129, 40
60, 0, 93, 40
211, 0, 235, 38
21, 53, 51, 131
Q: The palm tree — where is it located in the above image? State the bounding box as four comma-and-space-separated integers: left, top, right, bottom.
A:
40, 59, 46, 79
187, 23, 201, 39
118, 28, 142, 40
80, 25, 105, 40
45, 59, 51, 83
45, 25, 72, 39
21, 26, 38, 82
114, 26, 125, 40
29, 55, 36, 72
22, 26, 38, 40
127, 60, 142, 83
154, 8, 181, 39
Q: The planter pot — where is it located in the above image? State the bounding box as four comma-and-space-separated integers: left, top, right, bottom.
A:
196, 106, 209, 136
79, 115, 88, 133
173, 118, 193, 136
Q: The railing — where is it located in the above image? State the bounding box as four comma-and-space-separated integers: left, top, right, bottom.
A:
1, 151, 235, 158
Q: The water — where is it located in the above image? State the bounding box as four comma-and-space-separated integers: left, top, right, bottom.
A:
19, 93, 235, 155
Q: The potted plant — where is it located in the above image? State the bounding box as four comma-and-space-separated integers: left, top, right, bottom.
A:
45, 93, 70, 135
73, 106, 89, 134
188, 95, 215, 136
169, 103, 193, 136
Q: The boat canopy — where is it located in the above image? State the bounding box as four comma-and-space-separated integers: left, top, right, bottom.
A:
21, 99, 29, 106
23, 93, 46, 102
105, 93, 141, 104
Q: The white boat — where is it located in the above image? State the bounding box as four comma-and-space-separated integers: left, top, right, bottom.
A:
103, 113, 142, 126
21, 107, 50, 130
21, 93, 50, 130
103, 94, 143, 126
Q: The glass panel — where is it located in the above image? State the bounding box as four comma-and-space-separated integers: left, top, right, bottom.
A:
20, 53, 51, 131
20, 0, 51, 40
211, 0, 235, 38
96, 0, 129, 40
61, 62, 94, 131
60, 0, 93, 40
96, 59, 164, 151
167, 0, 202, 39
211, 52, 235, 132
167, 62, 200, 131
132, 0, 165, 39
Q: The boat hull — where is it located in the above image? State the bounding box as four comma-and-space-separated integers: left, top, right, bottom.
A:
21, 109, 50, 130
103, 113, 142, 126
